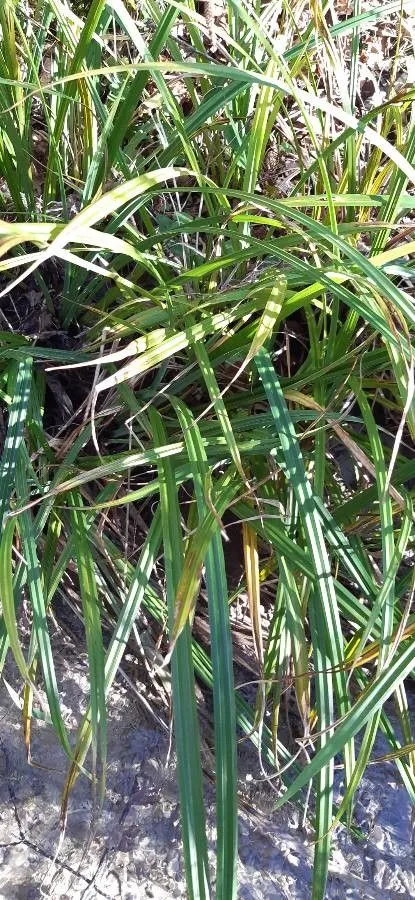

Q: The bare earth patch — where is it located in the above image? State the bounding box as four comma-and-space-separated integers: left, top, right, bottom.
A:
0, 638, 414, 899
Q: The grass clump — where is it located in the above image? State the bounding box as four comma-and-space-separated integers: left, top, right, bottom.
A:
0, 0, 415, 897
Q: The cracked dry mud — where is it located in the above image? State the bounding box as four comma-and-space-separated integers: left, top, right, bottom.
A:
0, 639, 414, 899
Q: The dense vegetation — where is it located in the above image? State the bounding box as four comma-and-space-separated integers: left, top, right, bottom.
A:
0, 1, 414, 897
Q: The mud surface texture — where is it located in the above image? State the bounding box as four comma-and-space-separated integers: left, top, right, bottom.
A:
0, 643, 414, 899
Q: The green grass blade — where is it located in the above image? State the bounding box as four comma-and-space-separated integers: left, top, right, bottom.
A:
149, 407, 210, 900
255, 346, 353, 899
0, 358, 32, 530
14, 453, 72, 757
173, 397, 238, 900
274, 634, 415, 809
62, 510, 162, 803
68, 491, 107, 811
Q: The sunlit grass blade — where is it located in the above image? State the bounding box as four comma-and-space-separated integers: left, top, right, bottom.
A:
193, 340, 245, 481
0, 358, 32, 531
278, 556, 310, 728
173, 397, 238, 900
274, 633, 415, 810
68, 491, 107, 812
13, 453, 73, 757
149, 407, 210, 900
334, 375, 403, 823
172, 470, 240, 647
255, 346, 354, 899
43, 0, 107, 202
242, 521, 265, 719
61, 511, 162, 813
